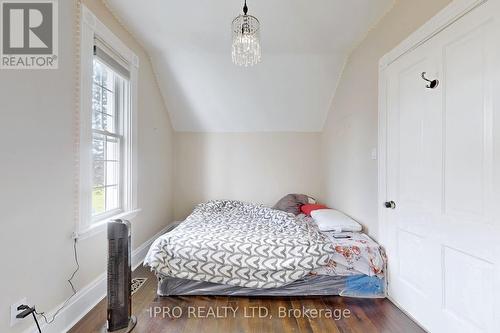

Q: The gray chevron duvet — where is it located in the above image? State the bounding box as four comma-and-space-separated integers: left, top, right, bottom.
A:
144, 200, 333, 289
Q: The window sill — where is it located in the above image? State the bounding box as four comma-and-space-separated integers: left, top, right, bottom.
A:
74, 208, 142, 240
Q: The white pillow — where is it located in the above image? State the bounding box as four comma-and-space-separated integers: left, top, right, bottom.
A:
310, 209, 362, 232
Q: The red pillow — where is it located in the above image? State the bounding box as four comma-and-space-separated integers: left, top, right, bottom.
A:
301, 204, 327, 216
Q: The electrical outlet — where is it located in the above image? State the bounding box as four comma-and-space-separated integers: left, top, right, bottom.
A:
10, 297, 27, 327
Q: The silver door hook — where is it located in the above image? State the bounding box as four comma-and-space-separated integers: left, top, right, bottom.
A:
421, 72, 439, 89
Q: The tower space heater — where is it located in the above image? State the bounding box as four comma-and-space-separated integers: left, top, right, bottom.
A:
103, 219, 136, 332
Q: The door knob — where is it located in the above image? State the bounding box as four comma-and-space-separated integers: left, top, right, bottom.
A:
385, 201, 396, 209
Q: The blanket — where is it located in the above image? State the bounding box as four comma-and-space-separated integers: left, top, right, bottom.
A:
144, 200, 332, 288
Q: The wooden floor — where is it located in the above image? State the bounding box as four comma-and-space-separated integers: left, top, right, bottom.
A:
69, 265, 424, 333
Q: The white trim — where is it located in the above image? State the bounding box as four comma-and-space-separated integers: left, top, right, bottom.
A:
78, 4, 139, 236
377, 0, 490, 307
81, 5, 139, 68
379, 0, 488, 69
73, 208, 142, 240
24, 224, 172, 333
377, 60, 389, 250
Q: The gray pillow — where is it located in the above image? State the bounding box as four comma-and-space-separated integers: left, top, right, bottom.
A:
273, 194, 315, 215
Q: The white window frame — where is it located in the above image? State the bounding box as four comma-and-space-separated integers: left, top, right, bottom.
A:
76, 5, 140, 239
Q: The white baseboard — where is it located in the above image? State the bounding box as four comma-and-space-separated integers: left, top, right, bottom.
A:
25, 225, 171, 333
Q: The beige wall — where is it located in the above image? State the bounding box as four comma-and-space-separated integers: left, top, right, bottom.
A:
174, 132, 322, 220
321, 0, 451, 239
0, 1, 175, 332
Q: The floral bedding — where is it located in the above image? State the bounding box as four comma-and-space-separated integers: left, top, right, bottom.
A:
311, 231, 386, 278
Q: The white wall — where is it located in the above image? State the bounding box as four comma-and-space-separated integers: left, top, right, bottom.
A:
174, 132, 322, 220
321, 0, 451, 239
0, 0, 175, 332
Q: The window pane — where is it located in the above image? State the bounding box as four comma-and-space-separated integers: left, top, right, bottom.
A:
93, 60, 103, 85
92, 82, 103, 131
93, 161, 105, 187
92, 134, 105, 161
101, 63, 114, 91
103, 113, 115, 133
93, 59, 116, 133
92, 83, 102, 113
102, 88, 115, 117
106, 136, 119, 161
92, 187, 105, 216
92, 133, 120, 216
105, 161, 120, 186
106, 185, 120, 211
92, 109, 103, 130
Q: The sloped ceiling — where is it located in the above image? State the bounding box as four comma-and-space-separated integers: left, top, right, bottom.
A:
104, 0, 394, 132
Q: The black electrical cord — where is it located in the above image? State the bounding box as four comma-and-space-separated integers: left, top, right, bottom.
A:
34, 238, 80, 325
31, 311, 42, 333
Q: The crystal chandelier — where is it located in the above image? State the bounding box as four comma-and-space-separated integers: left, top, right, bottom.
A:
232, 0, 261, 67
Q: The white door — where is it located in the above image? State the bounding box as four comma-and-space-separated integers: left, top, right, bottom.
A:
382, 1, 500, 332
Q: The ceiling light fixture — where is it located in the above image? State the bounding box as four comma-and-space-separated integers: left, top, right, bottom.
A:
231, 0, 261, 67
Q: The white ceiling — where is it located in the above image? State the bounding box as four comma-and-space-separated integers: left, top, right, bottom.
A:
104, 0, 394, 132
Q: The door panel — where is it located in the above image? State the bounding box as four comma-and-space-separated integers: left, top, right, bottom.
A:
442, 245, 494, 331
398, 230, 427, 292
443, 23, 488, 220
386, 43, 441, 331
397, 58, 433, 237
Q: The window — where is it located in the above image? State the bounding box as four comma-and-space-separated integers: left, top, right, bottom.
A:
78, 5, 139, 239
91, 58, 126, 219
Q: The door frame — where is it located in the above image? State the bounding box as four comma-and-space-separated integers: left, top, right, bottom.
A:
377, 0, 489, 303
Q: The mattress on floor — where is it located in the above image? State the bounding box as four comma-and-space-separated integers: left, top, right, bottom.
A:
157, 274, 386, 298
144, 200, 334, 289
146, 201, 387, 297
